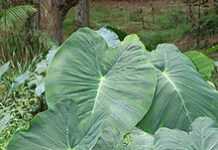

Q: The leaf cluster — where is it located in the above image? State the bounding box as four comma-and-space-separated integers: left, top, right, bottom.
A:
4, 27, 218, 150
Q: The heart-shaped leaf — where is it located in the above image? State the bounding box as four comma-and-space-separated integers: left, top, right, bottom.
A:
7, 100, 106, 150
124, 128, 154, 150
155, 117, 218, 150
185, 50, 215, 80
46, 28, 157, 132
138, 44, 218, 133
97, 27, 120, 48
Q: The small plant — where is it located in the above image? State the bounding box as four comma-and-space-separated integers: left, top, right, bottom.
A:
125, 117, 218, 149
0, 0, 55, 63
0, 46, 58, 150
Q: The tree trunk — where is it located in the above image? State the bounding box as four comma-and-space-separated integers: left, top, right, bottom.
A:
75, 0, 90, 28
214, 0, 218, 14
187, 0, 195, 26
34, 0, 79, 44
39, 0, 63, 43
11, 0, 79, 44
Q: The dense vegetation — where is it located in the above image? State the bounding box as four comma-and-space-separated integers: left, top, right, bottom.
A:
1, 0, 218, 150
1, 27, 218, 149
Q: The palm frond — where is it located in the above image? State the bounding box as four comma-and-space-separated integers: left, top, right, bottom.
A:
0, 5, 37, 31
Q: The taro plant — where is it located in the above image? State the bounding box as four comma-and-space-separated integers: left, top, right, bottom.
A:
7, 28, 157, 150
138, 44, 218, 133
185, 50, 215, 81
45, 28, 157, 133
124, 117, 218, 150
7, 100, 107, 150
6, 27, 218, 150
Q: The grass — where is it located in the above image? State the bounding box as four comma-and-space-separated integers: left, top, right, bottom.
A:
63, 1, 191, 50
64, 2, 134, 37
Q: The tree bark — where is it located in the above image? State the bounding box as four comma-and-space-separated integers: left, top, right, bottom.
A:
75, 0, 90, 28
12, 0, 79, 44
39, 0, 63, 43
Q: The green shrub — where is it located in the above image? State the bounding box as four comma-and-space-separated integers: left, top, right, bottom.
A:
192, 11, 218, 37
139, 24, 190, 50
154, 8, 188, 30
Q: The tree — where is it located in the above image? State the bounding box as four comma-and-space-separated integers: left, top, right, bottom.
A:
10, 0, 91, 44
38, 0, 79, 44
75, 0, 90, 28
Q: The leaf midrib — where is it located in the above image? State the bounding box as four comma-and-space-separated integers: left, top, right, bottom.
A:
92, 76, 105, 114
150, 62, 192, 124
161, 71, 192, 123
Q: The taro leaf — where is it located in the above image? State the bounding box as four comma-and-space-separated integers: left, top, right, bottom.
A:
105, 25, 128, 41
46, 46, 58, 65
35, 81, 45, 96
97, 27, 120, 48
138, 44, 218, 133
0, 62, 10, 80
29, 75, 45, 96
185, 50, 215, 80
93, 127, 154, 150
7, 100, 107, 150
35, 60, 47, 74
35, 46, 58, 74
125, 128, 154, 150
34, 75, 45, 96
11, 71, 30, 91
46, 28, 156, 132
93, 124, 125, 150
35, 47, 58, 74
128, 117, 218, 150
152, 117, 218, 150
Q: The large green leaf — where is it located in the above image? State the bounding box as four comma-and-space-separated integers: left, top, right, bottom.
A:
97, 27, 120, 48
138, 44, 218, 133
93, 127, 154, 150
185, 50, 215, 80
105, 25, 128, 41
46, 28, 156, 131
0, 5, 37, 30
124, 128, 154, 150
93, 124, 125, 150
7, 100, 106, 150
129, 117, 218, 150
